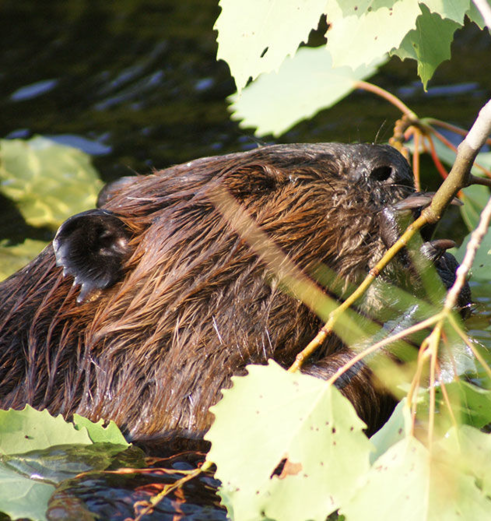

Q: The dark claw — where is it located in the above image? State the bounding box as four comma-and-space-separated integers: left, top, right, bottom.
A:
421, 239, 457, 262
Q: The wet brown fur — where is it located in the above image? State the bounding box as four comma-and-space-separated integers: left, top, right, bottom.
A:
0, 143, 440, 441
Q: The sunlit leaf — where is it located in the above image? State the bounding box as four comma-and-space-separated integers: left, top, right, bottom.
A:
325, 0, 421, 69
466, 1, 488, 29
0, 239, 49, 281
0, 136, 102, 229
342, 435, 491, 520
369, 400, 412, 463
205, 360, 373, 521
215, 0, 328, 92
73, 415, 130, 446
423, 0, 470, 24
440, 426, 491, 497
230, 46, 386, 137
0, 406, 91, 456
391, 4, 461, 88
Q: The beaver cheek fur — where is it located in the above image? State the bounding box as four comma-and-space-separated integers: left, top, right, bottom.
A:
0, 143, 469, 442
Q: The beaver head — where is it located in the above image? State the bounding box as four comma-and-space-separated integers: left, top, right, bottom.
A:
0, 143, 468, 441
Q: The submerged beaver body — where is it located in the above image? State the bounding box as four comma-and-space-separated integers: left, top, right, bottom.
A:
0, 143, 466, 441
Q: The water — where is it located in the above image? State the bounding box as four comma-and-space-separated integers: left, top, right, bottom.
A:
1, 1, 491, 519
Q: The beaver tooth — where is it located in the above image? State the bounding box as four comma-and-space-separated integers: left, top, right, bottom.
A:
395, 192, 463, 211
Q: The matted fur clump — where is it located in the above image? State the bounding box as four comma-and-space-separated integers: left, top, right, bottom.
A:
0, 143, 465, 441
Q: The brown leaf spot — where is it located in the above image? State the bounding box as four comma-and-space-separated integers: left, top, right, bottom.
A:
271, 457, 303, 479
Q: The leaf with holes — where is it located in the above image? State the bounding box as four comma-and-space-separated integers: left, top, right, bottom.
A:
205, 360, 373, 521
215, 0, 328, 92
391, 4, 461, 88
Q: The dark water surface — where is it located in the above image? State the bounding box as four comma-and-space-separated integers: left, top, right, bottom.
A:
1, 1, 491, 519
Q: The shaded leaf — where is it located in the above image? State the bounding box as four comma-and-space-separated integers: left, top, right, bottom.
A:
325, 0, 421, 69
455, 224, 491, 280
0, 136, 102, 229
230, 46, 386, 137
0, 464, 53, 521
2, 443, 131, 485
205, 361, 372, 521
215, 0, 328, 92
460, 184, 491, 233
437, 381, 491, 429
391, 4, 461, 88
0, 239, 49, 281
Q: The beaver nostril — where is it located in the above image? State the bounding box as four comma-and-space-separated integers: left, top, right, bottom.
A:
370, 165, 394, 182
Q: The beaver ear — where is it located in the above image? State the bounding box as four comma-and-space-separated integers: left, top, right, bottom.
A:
53, 209, 132, 303
97, 176, 136, 207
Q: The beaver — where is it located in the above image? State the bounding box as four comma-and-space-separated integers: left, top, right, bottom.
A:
0, 143, 469, 442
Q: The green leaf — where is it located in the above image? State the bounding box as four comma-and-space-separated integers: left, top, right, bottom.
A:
439, 381, 491, 429
460, 184, 490, 232
369, 400, 412, 463
325, 0, 421, 69
0, 464, 53, 521
342, 435, 491, 520
391, 4, 461, 88
0, 406, 92, 455
215, 0, 328, 92
440, 426, 491, 497
230, 46, 386, 137
0, 136, 103, 229
455, 224, 491, 280
0, 239, 49, 282
73, 415, 130, 446
466, 1, 488, 29
423, 0, 470, 24
205, 360, 373, 521
2, 443, 130, 485
409, 134, 491, 232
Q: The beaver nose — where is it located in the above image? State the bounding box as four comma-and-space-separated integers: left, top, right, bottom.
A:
349, 144, 413, 186
369, 165, 394, 182
353, 163, 398, 183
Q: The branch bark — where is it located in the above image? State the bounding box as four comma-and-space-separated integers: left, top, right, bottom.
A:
423, 99, 491, 224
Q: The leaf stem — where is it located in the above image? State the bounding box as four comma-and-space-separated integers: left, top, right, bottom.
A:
355, 81, 418, 120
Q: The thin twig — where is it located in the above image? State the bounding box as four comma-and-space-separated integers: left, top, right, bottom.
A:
132, 461, 213, 521
356, 81, 418, 119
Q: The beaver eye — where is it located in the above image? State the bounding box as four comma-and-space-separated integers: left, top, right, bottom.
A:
225, 164, 283, 198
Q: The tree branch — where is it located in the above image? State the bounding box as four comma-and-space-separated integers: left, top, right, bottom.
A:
423, 99, 491, 223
